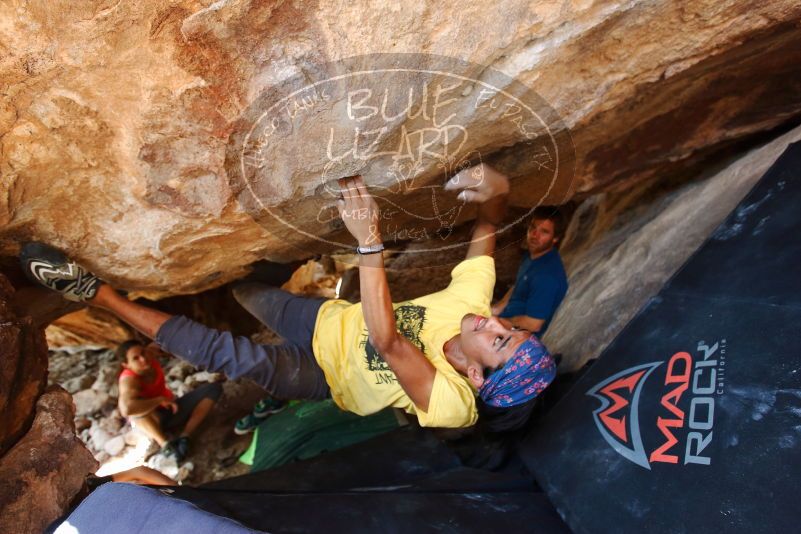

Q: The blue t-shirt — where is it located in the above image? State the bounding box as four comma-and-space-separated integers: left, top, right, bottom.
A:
500, 248, 568, 336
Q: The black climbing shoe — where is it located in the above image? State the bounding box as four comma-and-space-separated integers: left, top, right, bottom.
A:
19, 242, 103, 302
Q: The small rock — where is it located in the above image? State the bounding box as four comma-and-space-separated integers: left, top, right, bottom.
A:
92, 363, 119, 391
88, 425, 112, 451
96, 349, 116, 364
62, 375, 95, 394
73, 389, 111, 417
103, 435, 126, 456
169, 381, 188, 397
166, 361, 194, 381
176, 462, 195, 482
75, 417, 92, 432
123, 429, 140, 446
97, 414, 123, 434
147, 452, 179, 479
185, 371, 220, 387
143, 439, 161, 460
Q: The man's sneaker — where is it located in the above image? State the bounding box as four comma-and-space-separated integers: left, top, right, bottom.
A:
19, 242, 102, 302
233, 413, 263, 435
162, 436, 189, 462
174, 436, 190, 460
252, 398, 286, 418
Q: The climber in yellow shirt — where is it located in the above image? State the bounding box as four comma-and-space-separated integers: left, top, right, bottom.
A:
21, 164, 556, 429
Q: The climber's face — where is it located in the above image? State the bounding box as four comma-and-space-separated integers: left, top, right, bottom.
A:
123, 344, 151, 374
450, 313, 530, 389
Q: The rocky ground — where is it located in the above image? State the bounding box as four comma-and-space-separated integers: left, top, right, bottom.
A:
46, 258, 342, 484
48, 337, 270, 485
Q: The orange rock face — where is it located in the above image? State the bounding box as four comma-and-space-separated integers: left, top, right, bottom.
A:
46, 308, 134, 349
0, 274, 48, 456
1, 1, 800, 297
0, 387, 98, 534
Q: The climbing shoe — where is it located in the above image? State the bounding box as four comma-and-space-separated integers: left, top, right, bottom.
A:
19, 242, 102, 302
233, 413, 264, 435
252, 397, 286, 418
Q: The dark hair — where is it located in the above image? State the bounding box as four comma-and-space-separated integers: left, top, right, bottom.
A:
477, 396, 539, 434
482, 365, 503, 381
530, 206, 567, 243
115, 340, 144, 363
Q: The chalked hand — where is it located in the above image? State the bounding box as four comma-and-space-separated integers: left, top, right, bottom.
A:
444, 163, 510, 203
336, 176, 382, 247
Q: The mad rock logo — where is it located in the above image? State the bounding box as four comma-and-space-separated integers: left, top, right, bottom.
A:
587, 340, 727, 469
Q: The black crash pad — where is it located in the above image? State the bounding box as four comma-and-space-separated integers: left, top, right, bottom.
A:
169, 488, 567, 534
171, 427, 568, 533
522, 142, 801, 533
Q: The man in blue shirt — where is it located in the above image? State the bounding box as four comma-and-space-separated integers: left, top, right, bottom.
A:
492, 207, 568, 336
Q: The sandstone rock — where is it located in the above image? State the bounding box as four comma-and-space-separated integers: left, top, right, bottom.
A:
75, 417, 92, 432
97, 412, 124, 435
62, 374, 95, 394
92, 360, 121, 392
88, 424, 113, 452
185, 370, 222, 387
169, 380, 189, 398
103, 435, 126, 457
0, 387, 98, 534
380, 210, 528, 302
176, 461, 196, 483
46, 308, 134, 349
281, 258, 340, 298
8, 285, 84, 329
0, 274, 48, 456
0, 1, 799, 299
546, 124, 801, 370
147, 453, 181, 481
73, 388, 112, 417
48, 350, 89, 379
167, 361, 195, 381
123, 429, 142, 447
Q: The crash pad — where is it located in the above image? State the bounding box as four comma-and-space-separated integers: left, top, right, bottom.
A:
522, 142, 801, 533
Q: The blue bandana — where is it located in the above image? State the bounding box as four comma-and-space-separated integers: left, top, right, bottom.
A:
478, 334, 556, 407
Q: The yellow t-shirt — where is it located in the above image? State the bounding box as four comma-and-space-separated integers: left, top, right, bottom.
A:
312, 255, 495, 428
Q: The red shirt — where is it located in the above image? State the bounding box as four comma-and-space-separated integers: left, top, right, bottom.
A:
119, 357, 174, 400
